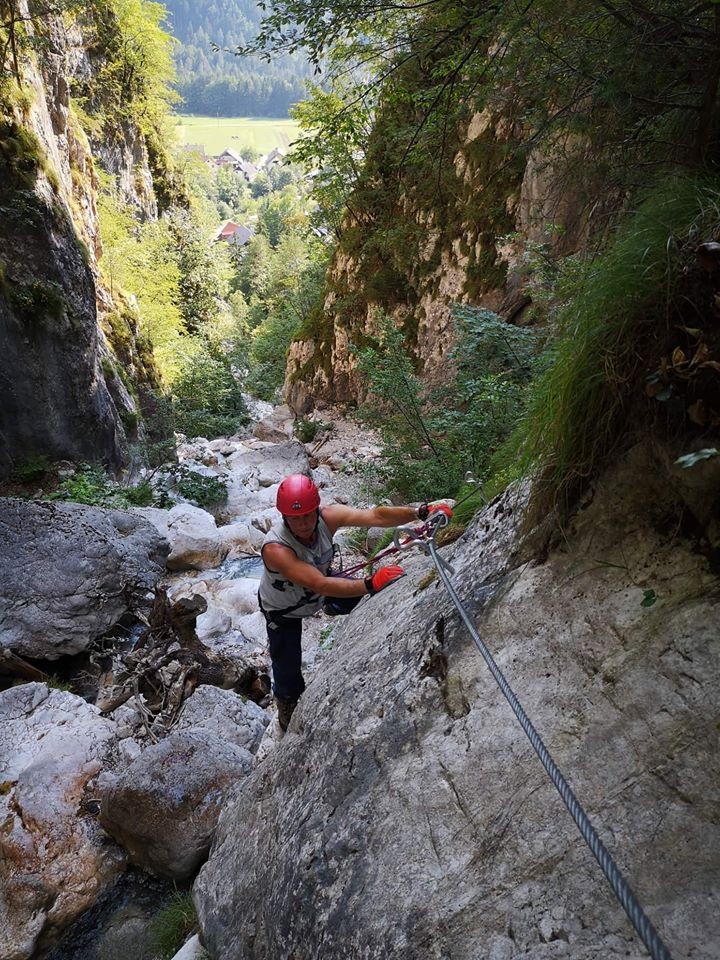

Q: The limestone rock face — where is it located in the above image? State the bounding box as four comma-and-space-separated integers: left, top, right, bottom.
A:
0, 683, 126, 960
0, 498, 168, 659
99, 730, 253, 881
194, 450, 720, 960
173, 686, 269, 754
0, 0, 160, 477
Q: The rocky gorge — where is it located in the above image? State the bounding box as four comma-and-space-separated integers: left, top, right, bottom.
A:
1, 400, 719, 960
2, 1, 719, 958
0, 406, 385, 959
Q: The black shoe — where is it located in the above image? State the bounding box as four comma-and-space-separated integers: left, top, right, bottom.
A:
276, 696, 298, 732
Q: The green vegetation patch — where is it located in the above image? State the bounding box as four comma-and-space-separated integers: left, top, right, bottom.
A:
0, 119, 46, 189
504, 175, 720, 520
5, 277, 65, 327
149, 892, 198, 960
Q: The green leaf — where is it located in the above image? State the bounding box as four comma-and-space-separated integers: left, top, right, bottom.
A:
641, 589, 657, 608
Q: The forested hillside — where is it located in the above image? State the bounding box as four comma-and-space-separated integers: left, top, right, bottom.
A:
164, 0, 309, 116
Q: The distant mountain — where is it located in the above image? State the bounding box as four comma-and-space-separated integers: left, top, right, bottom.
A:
163, 0, 311, 117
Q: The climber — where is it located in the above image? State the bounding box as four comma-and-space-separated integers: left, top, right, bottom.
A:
258, 473, 452, 731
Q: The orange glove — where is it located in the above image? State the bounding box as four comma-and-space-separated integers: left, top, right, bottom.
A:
364, 565, 405, 595
417, 502, 453, 521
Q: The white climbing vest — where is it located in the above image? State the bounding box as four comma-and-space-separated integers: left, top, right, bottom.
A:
258, 512, 334, 619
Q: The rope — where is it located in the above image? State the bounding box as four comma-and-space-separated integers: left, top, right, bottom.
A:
425, 536, 674, 960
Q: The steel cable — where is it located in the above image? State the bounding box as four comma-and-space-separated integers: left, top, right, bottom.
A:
426, 538, 674, 960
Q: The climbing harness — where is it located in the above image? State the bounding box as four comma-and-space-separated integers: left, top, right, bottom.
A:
399, 495, 674, 960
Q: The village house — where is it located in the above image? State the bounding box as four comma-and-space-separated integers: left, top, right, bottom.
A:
213, 220, 255, 249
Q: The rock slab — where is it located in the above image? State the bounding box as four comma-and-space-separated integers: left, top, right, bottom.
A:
0, 683, 126, 960
100, 730, 253, 881
0, 498, 168, 659
194, 450, 720, 960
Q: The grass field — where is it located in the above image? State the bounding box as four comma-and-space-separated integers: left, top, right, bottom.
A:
174, 115, 301, 157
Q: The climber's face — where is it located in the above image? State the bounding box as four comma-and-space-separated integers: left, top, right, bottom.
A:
284, 510, 318, 544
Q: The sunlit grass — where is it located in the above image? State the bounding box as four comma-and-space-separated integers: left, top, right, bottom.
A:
174, 114, 300, 156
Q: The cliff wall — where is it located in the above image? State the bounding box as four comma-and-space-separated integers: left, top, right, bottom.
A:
0, 3, 160, 477
285, 108, 594, 413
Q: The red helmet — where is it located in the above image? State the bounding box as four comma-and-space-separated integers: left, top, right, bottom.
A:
276, 474, 320, 516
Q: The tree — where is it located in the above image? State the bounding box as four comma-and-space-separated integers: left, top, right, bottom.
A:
234, 233, 273, 302
248, 0, 720, 197
289, 80, 372, 234
168, 208, 227, 334
250, 171, 271, 198
215, 164, 248, 210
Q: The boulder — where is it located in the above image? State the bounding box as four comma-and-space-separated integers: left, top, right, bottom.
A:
234, 610, 267, 646
226, 439, 308, 487
194, 451, 720, 960
211, 578, 261, 625
0, 684, 126, 960
224, 478, 279, 521
195, 604, 232, 641
137, 504, 228, 571
252, 404, 295, 442
0, 498, 167, 659
99, 730, 253, 881
173, 686, 269, 754
219, 519, 265, 557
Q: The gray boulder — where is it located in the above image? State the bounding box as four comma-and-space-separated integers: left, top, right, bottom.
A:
0, 683, 126, 960
173, 686, 269, 754
99, 730, 253, 881
0, 498, 168, 659
194, 449, 720, 960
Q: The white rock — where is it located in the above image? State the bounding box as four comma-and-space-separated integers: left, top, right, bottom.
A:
224, 479, 279, 519
258, 469, 279, 487
165, 504, 228, 571
213, 578, 261, 624
170, 934, 206, 960
311, 466, 333, 488
219, 520, 264, 557
251, 511, 275, 533
174, 686, 268, 754
235, 610, 267, 646
196, 605, 233, 641
0, 684, 125, 957
208, 439, 238, 456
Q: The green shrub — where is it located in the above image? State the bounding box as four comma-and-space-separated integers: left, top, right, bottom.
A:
149, 892, 198, 960
506, 175, 720, 519
50, 464, 161, 509
119, 409, 139, 435
8, 278, 65, 326
295, 417, 319, 443
353, 309, 542, 506
51, 464, 116, 506
158, 464, 228, 509
11, 453, 51, 483
120, 480, 155, 506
